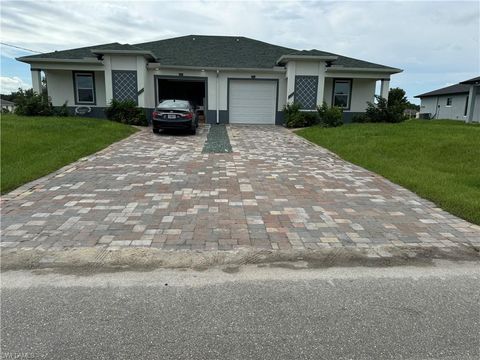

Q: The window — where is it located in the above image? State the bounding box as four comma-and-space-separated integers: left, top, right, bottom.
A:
464, 96, 469, 116
74, 72, 95, 104
446, 97, 452, 106
333, 79, 352, 109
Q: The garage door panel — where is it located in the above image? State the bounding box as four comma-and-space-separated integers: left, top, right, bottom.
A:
229, 80, 276, 124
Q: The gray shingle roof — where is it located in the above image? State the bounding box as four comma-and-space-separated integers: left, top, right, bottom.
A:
460, 76, 480, 84
18, 35, 399, 70
1, 99, 15, 106
415, 84, 470, 98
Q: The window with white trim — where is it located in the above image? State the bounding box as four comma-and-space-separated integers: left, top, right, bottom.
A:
333, 79, 351, 109
74, 72, 95, 104
446, 97, 452, 106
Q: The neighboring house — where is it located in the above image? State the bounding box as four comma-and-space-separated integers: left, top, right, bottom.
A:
415, 76, 480, 123
17, 35, 402, 124
1, 99, 16, 112
403, 108, 418, 118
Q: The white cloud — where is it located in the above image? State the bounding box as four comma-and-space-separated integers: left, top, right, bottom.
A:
0, 76, 31, 94
0, 0, 478, 103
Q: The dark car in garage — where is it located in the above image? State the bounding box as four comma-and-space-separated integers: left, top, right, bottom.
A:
152, 99, 198, 135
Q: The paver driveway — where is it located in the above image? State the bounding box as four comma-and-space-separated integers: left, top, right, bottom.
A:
2, 125, 479, 251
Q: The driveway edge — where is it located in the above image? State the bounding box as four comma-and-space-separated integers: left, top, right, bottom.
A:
1, 128, 144, 202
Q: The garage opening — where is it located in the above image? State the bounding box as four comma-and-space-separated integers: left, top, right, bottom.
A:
157, 78, 207, 123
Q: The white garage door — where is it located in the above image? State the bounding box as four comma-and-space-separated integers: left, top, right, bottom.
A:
229, 80, 277, 124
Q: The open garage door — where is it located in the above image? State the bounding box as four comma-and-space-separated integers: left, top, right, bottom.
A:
157, 77, 206, 123
229, 80, 277, 124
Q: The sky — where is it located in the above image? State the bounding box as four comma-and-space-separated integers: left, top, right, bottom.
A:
1, 0, 479, 104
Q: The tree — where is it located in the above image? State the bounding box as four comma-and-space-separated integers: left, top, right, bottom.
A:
387, 87, 408, 110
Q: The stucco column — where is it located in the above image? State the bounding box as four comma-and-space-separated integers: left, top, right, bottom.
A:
316, 62, 326, 107
103, 55, 113, 105
466, 85, 478, 123
136, 56, 146, 108
31, 69, 42, 94
285, 61, 296, 104
380, 79, 390, 99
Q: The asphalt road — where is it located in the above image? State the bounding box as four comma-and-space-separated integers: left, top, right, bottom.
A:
1, 261, 479, 360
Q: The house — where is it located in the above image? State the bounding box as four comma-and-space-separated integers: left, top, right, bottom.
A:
0, 98, 15, 112
403, 108, 418, 118
415, 76, 480, 123
17, 35, 402, 124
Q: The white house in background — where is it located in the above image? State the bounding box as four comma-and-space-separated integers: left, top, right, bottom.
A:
415, 76, 480, 123
0, 99, 15, 112
17, 35, 402, 124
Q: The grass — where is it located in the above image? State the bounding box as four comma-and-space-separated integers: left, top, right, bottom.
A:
1, 114, 138, 193
296, 120, 480, 225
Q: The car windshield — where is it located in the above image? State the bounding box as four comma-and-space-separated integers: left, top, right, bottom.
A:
157, 100, 189, 109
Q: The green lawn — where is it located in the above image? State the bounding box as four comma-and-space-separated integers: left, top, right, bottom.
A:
1, 115, 138, 193
296, 120, 480, 225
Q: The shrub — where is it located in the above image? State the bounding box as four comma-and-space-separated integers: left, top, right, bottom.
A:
284, 103, 320, 128
361, 88, 408, 124
105, 99, 147, 126
317, 102, 343, 127
53, 102, 70, 117
365, 95, 405, 123
283, 102, 301, 125
352, 114, 368, 123
14, 89, 53, 116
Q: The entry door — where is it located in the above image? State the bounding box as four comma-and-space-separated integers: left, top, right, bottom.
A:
229, 80, 277, 124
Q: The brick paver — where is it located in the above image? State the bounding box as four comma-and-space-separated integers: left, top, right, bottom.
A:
2, 125, 479, 251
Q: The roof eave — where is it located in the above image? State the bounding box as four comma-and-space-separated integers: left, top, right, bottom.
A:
16, 56, 102, 64
327, 66, 403, 74
90, 49, 156, 61
414, 91, 469, 98
276, 54, 338, 65
146, 63, 286, 72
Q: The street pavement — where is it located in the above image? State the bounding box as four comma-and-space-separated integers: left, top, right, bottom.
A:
2, 261, 479, 359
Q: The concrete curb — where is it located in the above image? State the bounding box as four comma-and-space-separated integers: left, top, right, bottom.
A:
1, 243, 478, 273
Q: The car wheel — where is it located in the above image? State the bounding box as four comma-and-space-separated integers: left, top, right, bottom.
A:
190, 127, 196, 135
153, 128, 160, 134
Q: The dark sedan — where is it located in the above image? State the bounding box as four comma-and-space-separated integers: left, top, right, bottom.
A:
152, 99, 198, 135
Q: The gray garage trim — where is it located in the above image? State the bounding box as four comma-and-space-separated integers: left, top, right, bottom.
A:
153, 75, 208, 123
112, 70, 138, 104
227, 78, 280, 125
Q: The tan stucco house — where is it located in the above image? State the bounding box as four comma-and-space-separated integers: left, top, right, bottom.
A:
17, 35, 402, 124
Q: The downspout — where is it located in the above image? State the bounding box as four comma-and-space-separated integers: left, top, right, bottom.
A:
216, 69, 220, 124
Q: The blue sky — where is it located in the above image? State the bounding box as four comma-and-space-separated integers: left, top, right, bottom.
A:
1, 0, 479, 104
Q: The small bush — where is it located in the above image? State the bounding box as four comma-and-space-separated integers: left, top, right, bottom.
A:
284, 102, 319, 128
317, 102, 343, 127
283, 102, 301, 126
14, 89, 53, 116
105, 99, 147, 126
53, 102, 70, 117
352, 114, 368, 123
365, 96, 405, 123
